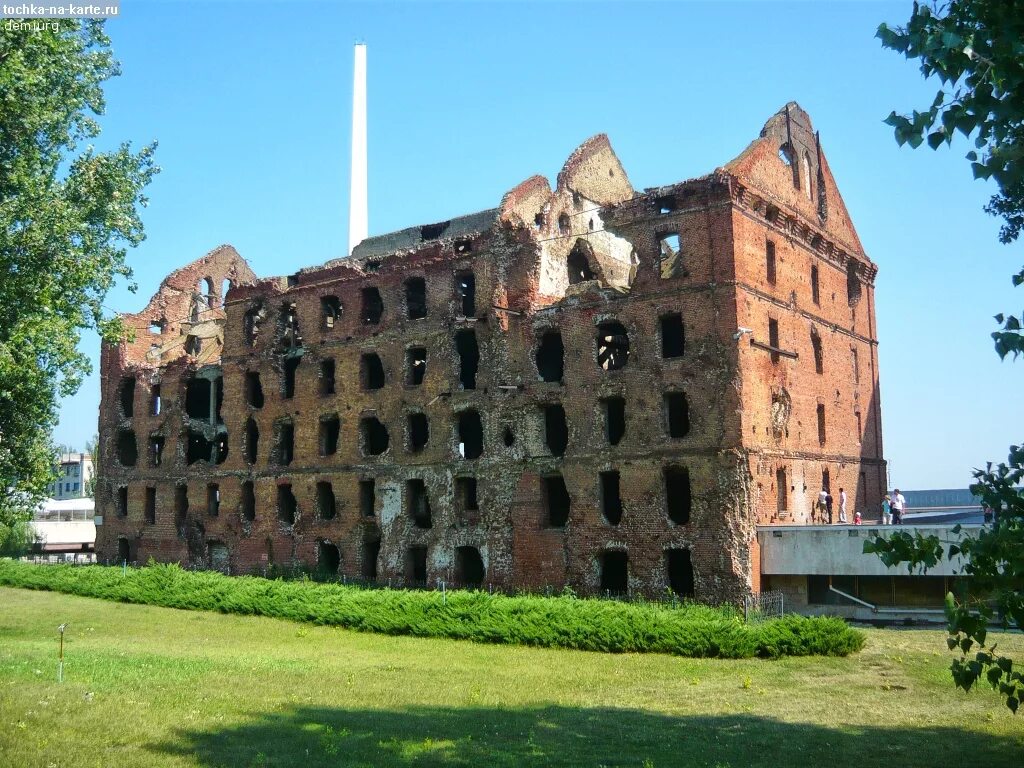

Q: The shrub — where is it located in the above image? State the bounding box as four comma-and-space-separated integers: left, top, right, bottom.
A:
0, 560, 863, 658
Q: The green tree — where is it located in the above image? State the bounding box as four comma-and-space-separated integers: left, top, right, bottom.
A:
867, 0, 1023, 713
84, 434, 98, 498
0, 21, 157, 552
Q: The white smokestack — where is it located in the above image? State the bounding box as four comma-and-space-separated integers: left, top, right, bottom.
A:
348, 43, 368, 257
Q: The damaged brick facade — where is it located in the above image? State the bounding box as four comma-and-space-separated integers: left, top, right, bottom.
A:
95, 103, 885, 602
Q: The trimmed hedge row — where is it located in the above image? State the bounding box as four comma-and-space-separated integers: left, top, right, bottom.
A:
0, 560, 864, 658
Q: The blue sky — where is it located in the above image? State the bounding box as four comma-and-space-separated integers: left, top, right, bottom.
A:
55, 0, 1023, 490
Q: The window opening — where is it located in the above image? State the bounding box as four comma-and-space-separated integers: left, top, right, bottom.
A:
174, 485, 187, 529
407, 546, 428, 583
241, 481, 255, 522
766, 240, 777, 285
408, 412, 429, 452
362, 536, 380, 579
557, 212, 570, 234
149, 435, 165, 467
244, 418, 259, 465
567, 241, 596, 284
360, 416, 389, 456
660, 314, 684, 358
456, 546, 485, 587
207, 483, 220, 517
664, 466, 691, 524
407, 479, 432, 529
276, 420, 294, 466
811, 330, 824, 374
405, 277, 427, 319
535, 330, 564, 383
457, 410, 483, 459
150, 384, 161, 416
321, 296, 341, 329
600, 551, 628, 593
776, 467, 788, 512
667, 549, 695, 597
244, 302, 265, 346
811, 265, 820, 305
406, 347, 427, 386
117, 430, 137, 467
361, 352, 385, 390
245, 371, 264, 408
664, 392, 690, 438
817, 403, 826, 445
596, 321, 630, 370
117, 486, 128, 518
318, 541, 341, 576
279, 301, 301, 348
362, 287, 384, 324
658, 233, 682, 279
455, 330, 479, 389
543, 403, 568, 456
319, 414, 340, 456
602, 396, 626, 445
119, 377, 135, 418
600, 471, 622, 525
317, 481, 336, 520
319, 359, 336, 396
282, 356, 300, 399
456, 272, 476, 317
359, 479, 376, 517
847, 261, 862, 305
543, 475, 571, 528
768, 319, 780, 364
277, 484, 296, 525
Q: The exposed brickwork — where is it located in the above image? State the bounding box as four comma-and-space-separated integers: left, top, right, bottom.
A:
95, 103, 884, 603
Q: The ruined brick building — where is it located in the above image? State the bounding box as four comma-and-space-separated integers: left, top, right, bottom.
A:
95, 103, 885, 602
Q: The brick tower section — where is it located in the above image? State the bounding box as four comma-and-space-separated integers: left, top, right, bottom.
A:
95, 103, 884, 603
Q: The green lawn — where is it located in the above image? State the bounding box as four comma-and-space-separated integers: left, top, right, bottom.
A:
0, 587, 1021, 768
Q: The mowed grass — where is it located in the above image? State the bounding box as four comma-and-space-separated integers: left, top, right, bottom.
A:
0, 588, 1021, 768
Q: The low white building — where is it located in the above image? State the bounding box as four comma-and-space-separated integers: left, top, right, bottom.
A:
29, 497, 96, 562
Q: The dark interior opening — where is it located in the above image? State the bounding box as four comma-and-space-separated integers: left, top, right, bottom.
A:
600, 550, 628, 593
407, 546, 428, 583
543, 475, 570, 528
186, 430, 212, 465
567, 242, 596, 284
664, 392, 690, 438
406, 347, 427, 385
667, 549, 695, 598
535, 330, 564, 383
117, 486, 128, 518
655, 194, 676, 214
321, 296, 341, 329
405, 277, 427, 319
421, 221, 449, 240
362, 536, 380, 580
811, 265, 820, 305
455, 330, 479, 389
214, 376, 223, 423
117, 429, 137, 466
457, 410, 483, 459
361, 287, 384, 324
811, 331, 824, 374
283, 356, 300, 399
174, 485, 187, 530
502, 427, 515, 447
456, 546, 485, 587
407, 479, 432, 529
660, 314, 685, 358
817, 403, 826, 445
361, 416, 389, 456
245, 371, 264, 408
149, 435, 165, 467
119, 377, 135, 418
150, 384, 161, 416
319, 414, 340, 456
596, 321, 630, 370
185, 378, 211, 420
543, 403, 569, 456
776, 467, 788, 512
602, 396, 626, 445
244, 418, 259, 464
214, 432, 228, 464
277, 484, 296, 525
456, 477, 478, 512
456, 272, 476, 317
279, 301, 301, 348
144, 486, 156, 524
600, 470, 622, 525
768, 318, 780, 364
847, 261, 862, 305
361, 353, 385, 390
318, 541, 341, 576
243, 302, 264, 346
241, 481, 255, 522
408, 412, 429, 452
276, 420, 294, 465
117, 537, 131, 564
359, 479, 376, 517
207, 484, 220, 517
766, 240, 777, 285
664, 466, 692, 524
317, 481, 336, 520
319, 359, 336, 396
